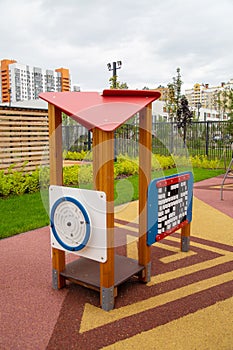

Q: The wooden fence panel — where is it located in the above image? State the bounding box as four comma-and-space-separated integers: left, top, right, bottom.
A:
0, 107, 49, 173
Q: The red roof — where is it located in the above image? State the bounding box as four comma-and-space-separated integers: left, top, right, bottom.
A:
39, 89, 161, 131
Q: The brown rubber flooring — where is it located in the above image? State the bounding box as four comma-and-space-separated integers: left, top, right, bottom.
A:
0, 174, 232, 349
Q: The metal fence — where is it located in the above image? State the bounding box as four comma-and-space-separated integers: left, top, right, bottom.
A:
62, 120, 233, 161
152, 121, 233, 161
62, 124, 91, 152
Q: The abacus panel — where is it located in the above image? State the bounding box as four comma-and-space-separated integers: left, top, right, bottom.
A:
147, 172, 193, 245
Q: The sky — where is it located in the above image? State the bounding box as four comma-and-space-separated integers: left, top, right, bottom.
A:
1, 0, 233, 92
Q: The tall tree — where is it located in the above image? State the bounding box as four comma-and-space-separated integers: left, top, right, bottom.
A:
227, 89, 233, 119
216, 86, 231, 120
165, 68, 193, 145
165, 67, 183, 121
225, 88, 233, 138
222, 88, 229, 119
165, 83, 176, 121
176, 95, 193, 147
173, 67, 182, 112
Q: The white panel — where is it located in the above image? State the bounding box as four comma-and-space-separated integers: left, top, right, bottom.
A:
49, 185, 107, 262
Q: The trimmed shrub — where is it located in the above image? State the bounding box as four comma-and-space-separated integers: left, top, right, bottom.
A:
114, 155, 138, 178
190, 155, 219, 169
63, 150, 93, 161
0, 154, 222, 198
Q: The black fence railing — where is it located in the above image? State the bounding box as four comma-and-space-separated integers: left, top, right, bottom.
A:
151, 121, 233, 161
62, 120, 233, 161
62, 125, 91, 152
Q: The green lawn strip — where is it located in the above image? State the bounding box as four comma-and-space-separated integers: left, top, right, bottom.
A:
0, 168, 225, 239
191, 168, 225, 182
114, 167, 225, 206
0, 191, 50, 239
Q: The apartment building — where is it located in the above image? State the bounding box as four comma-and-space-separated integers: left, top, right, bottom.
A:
154, 86, 169, 102
185, 80, 233, 112
0, 59, 16, 103
185, 83, 217, 109
0, 59, 71, 103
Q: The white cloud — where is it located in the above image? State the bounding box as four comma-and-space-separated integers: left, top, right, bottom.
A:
0, 0, 233, 92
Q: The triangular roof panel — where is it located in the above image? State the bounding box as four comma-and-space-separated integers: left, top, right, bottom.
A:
39, 89, 161, 131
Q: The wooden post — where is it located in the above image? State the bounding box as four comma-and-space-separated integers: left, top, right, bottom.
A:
138, 104, 152, 282
92, 128, 115, 310
181, 223, 191, 252
49, 103, 66, 289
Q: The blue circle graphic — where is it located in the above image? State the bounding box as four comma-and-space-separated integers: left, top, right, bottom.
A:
50, 196, 91, 251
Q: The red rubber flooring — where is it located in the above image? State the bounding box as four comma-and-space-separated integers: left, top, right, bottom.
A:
194, 174, 233, 218
0, 175, 232, 349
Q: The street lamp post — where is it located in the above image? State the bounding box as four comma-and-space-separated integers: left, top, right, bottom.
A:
107, 61, 122, 88
107, 61, 122, 161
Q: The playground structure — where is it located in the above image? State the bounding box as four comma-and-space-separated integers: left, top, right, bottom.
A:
220, 142, 233, 200
40, 89, 193, 311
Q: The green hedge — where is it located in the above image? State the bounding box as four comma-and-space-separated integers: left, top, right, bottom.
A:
0, 153, 221, 198
0, 167, 40, 197
63, 150, 93, 161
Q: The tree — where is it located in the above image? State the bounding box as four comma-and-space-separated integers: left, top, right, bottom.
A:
173, 67, 182, 112
176, 95, 193, 147
165, 68, 193, 146
225, 88, 233, 138
215, 86, 232, 120
62, 112, 76, 126
227, 89, 233, 119
109, 76, 128, 89
165, 83, 176, 121
165, 67, 183, 121
211, 90, 219, 112
222, 88, 228, 118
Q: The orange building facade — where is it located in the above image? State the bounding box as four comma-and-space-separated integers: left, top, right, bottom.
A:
55, 68, 70, 92
0, 59, 70, 103
0, 59, 17, 103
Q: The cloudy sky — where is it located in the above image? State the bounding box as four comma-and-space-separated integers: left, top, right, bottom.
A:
1, 0, 233, 92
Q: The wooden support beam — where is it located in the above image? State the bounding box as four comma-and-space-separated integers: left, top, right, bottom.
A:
48, 103, 66, 289
138, 104, 152, 282
181, 222, 191, 252
49, 104, 63, 185
52, 248, 66, 289
92, 128, 115, 310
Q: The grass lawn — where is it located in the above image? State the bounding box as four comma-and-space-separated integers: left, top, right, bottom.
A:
0, 167, 225, 239
0, 191, 50, 239
114, 167, 225, 206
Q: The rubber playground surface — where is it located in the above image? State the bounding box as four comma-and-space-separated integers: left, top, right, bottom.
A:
0, 175, 233, 349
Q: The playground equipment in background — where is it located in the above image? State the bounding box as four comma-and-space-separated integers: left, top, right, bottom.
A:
220, 142, 233, 200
